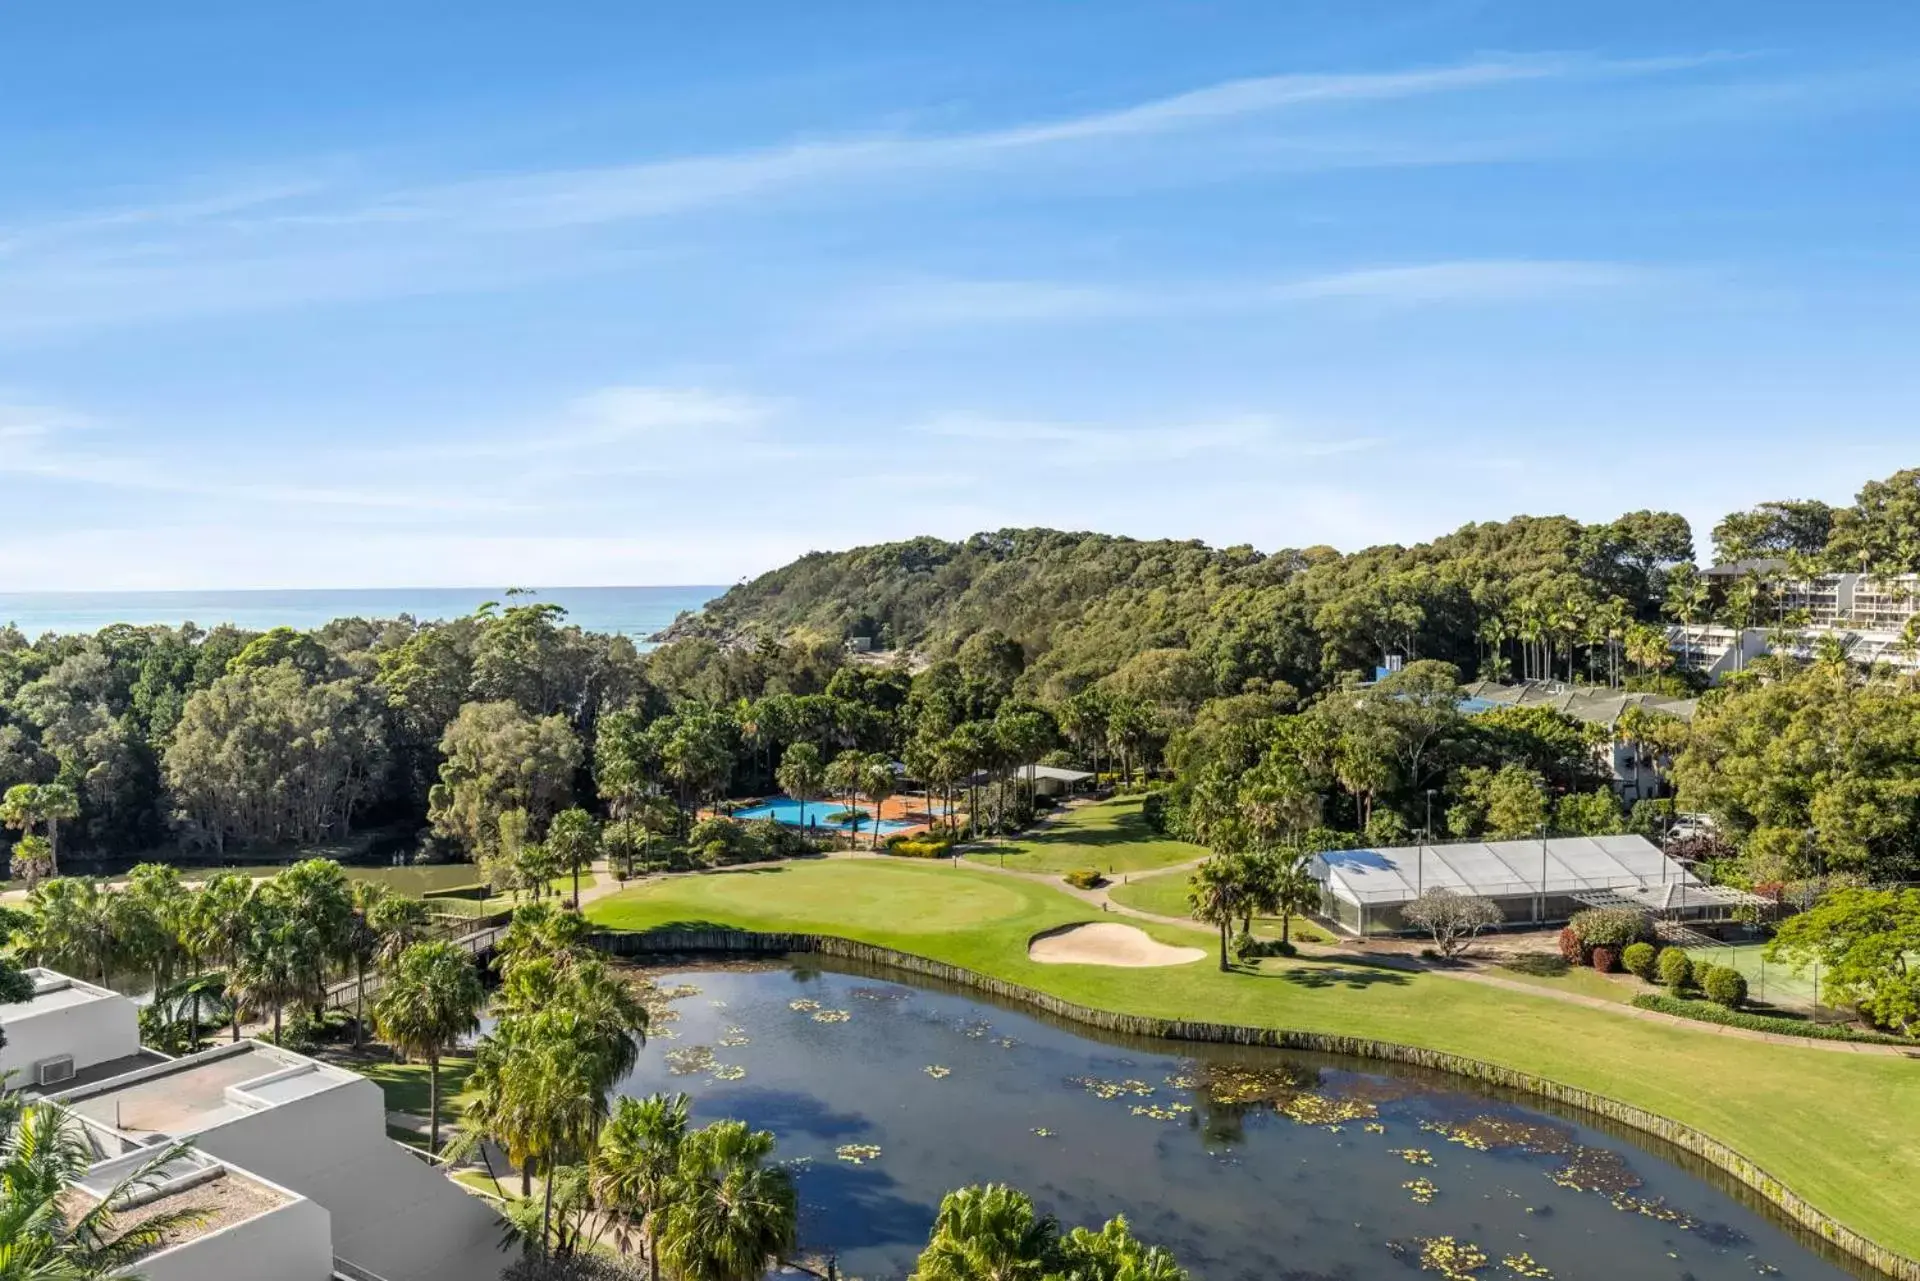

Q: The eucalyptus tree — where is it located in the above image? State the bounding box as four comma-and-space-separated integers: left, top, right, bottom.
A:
373, 940, 486, 1155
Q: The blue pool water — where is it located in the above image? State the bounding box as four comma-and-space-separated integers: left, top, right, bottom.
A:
733, 797, 917, 834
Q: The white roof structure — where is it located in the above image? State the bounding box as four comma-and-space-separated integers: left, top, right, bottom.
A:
1315, 833, 1700, 907
11, 969, 509, 1281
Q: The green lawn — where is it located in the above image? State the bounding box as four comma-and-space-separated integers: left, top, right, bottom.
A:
589, 858, 1920, 1264
1488, 956, 1638, 1005
1105, 866, 1332, 944
352, 1052, 476, 1116
964, 798, 1206, 876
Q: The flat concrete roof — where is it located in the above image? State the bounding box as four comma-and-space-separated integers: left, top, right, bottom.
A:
1, 969, 123, 1021
71, 1152, 293, 1250
60, 1043, 358, 1141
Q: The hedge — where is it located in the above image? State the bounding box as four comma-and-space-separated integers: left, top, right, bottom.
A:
1063, 868, 1103, 890
1629, 993, 1916, 1047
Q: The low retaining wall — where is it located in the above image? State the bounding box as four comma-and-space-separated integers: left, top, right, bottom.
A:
596, 927, 1917, 1281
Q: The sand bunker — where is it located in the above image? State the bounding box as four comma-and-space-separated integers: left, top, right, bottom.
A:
1027, 922, 1207, 968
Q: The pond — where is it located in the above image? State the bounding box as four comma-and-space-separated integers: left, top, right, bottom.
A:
612, 958, 1873, 1281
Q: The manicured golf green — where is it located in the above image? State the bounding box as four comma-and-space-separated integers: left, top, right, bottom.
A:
591, 858, 1920, 1263
963, 797, 1206, 875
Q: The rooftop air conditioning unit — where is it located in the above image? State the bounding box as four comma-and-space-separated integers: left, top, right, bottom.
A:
35, 1055, 75, 1087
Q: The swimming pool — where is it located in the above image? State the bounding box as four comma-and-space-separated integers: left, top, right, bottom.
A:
732, 796, 918, 834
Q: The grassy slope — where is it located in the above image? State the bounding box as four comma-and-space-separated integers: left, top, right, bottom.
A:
353, 1053, 476, 1116
591, 857, 1920, 1261
963, 798, 1205, 875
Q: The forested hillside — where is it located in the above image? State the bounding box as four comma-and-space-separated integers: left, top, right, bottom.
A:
661, 512, 1696, 700
8, 467, 1920, 897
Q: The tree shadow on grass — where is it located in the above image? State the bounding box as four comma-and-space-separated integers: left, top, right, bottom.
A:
1257, 962, 1412, 990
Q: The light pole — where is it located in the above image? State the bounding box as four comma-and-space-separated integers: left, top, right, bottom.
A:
1420, 789, 1435, 898
1538, 821, 1549, 923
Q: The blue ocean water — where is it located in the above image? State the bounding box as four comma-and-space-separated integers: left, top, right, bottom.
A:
0, 585, 721, 640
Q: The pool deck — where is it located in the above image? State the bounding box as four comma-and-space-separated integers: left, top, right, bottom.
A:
708, 793, 953, 837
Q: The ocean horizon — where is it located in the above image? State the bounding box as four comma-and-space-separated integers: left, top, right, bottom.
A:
0, 585, 724, 640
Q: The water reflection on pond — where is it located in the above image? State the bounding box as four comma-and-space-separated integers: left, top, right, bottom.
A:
613, 960, 1869, 1281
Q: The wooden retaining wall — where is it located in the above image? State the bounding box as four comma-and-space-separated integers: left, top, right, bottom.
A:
594, 927, 1919, 1281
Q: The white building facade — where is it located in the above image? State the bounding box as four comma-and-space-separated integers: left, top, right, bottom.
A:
2, 970, 508, 1281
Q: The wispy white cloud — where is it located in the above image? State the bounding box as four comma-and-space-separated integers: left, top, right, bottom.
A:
0, 52, 1731, 336
821, 259, 1663, 338
914, 412, 1381, 463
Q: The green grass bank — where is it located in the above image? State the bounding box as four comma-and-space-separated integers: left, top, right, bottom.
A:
589, 855, 1920, 1266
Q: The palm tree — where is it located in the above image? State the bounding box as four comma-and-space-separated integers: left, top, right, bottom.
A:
228, 897, 314, 1046
368, 895, 433, 970
0, 1100, 206, 1278
547, 807, 601, 909
345, 882, 390, 1050
0, 782, 79, 880
373, 941, 485, 1155
1272, 848, 1319, 946
910, 1183, 1058, 1281
124, 863, 191, 996
6, 833, 53, 890
594, 1092, 692, 1281
657, 1120, 798, 1281
775, 743, 825, 827
185, 873, 255, 1042
861, 755, 897, 850
23, 878, 122, 985
269, 859, 357, 1020
1186, 857, 1243, 972
824, 751, 868, 839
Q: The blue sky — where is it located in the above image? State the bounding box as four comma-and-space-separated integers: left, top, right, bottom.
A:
5, 2, 1920, 589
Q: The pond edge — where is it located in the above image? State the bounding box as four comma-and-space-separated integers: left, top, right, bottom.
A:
592, 926, 1917, 1281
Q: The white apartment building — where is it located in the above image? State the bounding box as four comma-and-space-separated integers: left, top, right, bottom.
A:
1, 968, 508, 1281
1680, 562, 1920, 679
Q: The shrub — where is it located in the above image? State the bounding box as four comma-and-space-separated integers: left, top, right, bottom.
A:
1621, 942, 1658, 980
1701, 964, 1748, 1009
1063, 868, 1104, 890
1589, 945, 1619, 973
1556, 926, 1588, 966
1657, 946, 1693, 989
1567, 906, 1654, 948
886, 835, 954, 859
1629, 994, 1912, 1045
1236, 935, 1295, 960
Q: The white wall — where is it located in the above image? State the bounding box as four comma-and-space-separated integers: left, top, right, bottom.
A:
192, 1077, 509, 1281
0, 984, 140, 1082
137, 1193, 333, 1281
